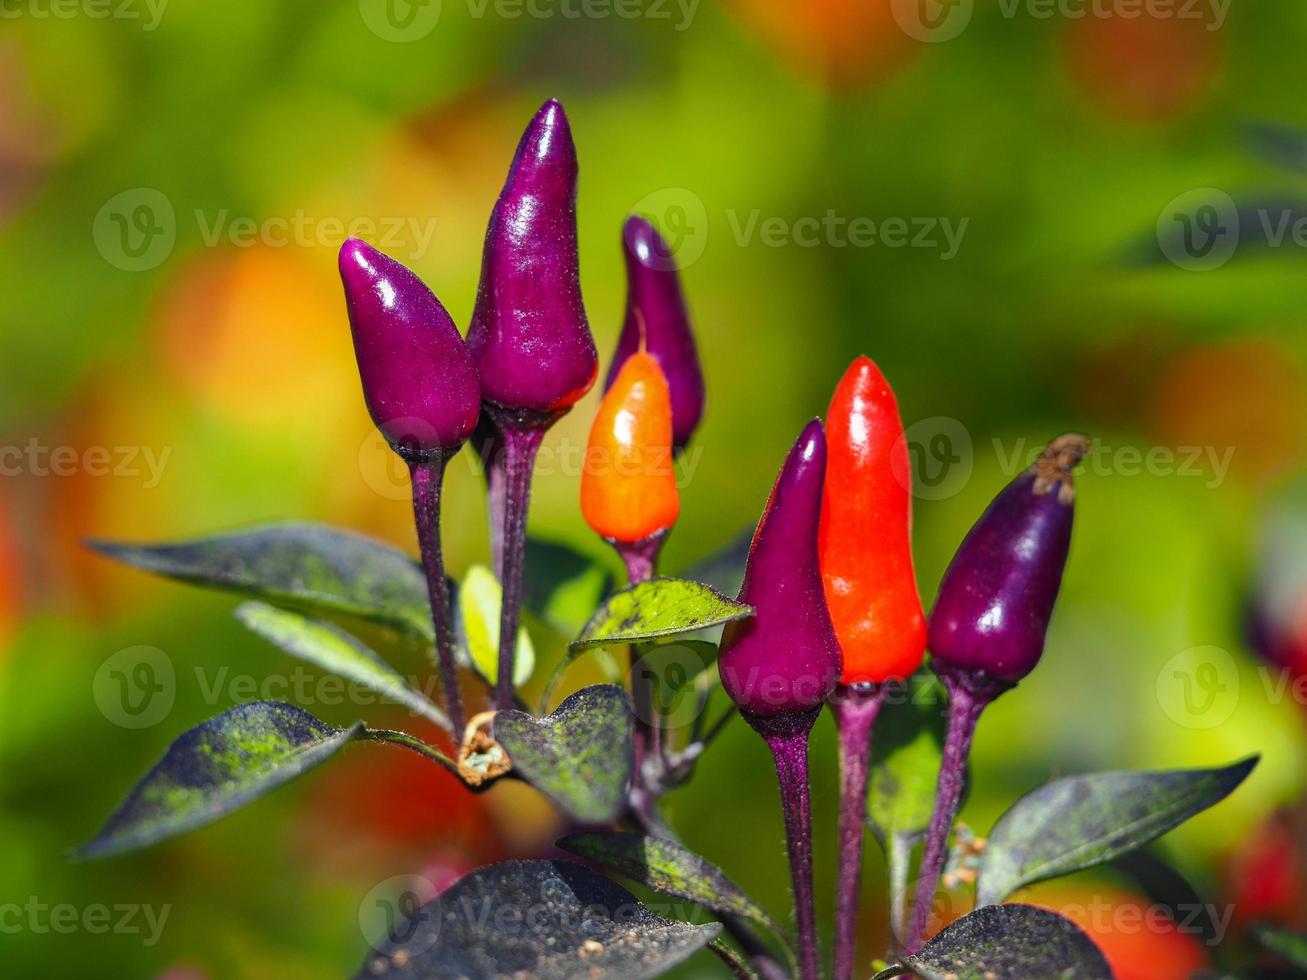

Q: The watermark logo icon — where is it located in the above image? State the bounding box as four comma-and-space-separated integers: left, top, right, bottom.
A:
359, 874, 440, 956
627, 641, 711, 732
357, 417, 445, 501
93, 188, 176, 272
898, 417, 974, 500
1157, 188, 1239, 271
94, 646, 176, 729
629, 188, 709, 271
359, 0, 441, 42
892, 0, 974, 42
1156, 645, 1240, 730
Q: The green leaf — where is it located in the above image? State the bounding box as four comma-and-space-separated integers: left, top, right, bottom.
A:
1255, 925, 1307, 969
539, 637, 716, 717
523, 537, 614, 635
866, 673, 951, 941
976, 756, 1258, 907
900, 904, 1112, 980
868, 674, 948, 844
235, 601, 450, 730
556, 831, 785, 943
571, 578, 752, 652
493, 685, 633, 823
90, 522, 433, 640
457, 564, 534, 687
355, 859, 720, 980
74, 701, 361, 859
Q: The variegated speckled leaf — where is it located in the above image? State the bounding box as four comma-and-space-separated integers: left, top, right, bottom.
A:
356, 859, 719, 980
976, 756, 1258, 906
89, 522, 433, 639
493, 685, 633, 823
882, 904, 1111, 980
235, 601, 450, 729
571, 578, 752, 651
75, 701, 361, 859
557, 831, 785, 942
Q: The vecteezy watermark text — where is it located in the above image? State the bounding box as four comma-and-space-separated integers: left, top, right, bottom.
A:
94, 188, 440, 273
891, 0, 1228, 44
357, 0, 698, 42
0, 440, 171, 489
0, 0, 168, 30
0, 898, 171, 946
992, 437, 1235, 489
1156, 188, 1307, 271
727, 209, 969, 259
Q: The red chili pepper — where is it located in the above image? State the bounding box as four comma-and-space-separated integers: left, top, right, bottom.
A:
819, 356, 926, 685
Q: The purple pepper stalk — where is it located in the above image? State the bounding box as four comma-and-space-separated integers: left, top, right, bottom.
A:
905, 433, 1089, 952
338, 238, 482, 736
467, 99, 599, 709
718, 420, 843, 980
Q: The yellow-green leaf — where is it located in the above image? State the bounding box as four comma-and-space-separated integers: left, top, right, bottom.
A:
458, 564, 534, 687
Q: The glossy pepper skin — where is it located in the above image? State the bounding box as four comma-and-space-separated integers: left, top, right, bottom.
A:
605, 216, 705, 451
928, 434, 1089, 684
338, 238, 481, 456
581, 352, 679, 545
719, 420, 843, 717
466, 99, 598, 415
820, 356, 926, 685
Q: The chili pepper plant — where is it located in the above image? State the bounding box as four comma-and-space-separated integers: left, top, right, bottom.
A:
79, 100, 1260, 980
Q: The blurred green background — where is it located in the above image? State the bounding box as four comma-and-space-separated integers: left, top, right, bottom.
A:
4, 1, 1307, 977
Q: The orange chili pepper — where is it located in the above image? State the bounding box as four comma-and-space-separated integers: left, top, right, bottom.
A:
819, 355, 926, 684
581, 352, 680, 543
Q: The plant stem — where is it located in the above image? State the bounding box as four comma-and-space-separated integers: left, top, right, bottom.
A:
472, 416, 507, 579
614, 530, 667, 586
830, 683, 889, 980
614, 531, 669, 796
361, 728, 458, 776
888, 832, 913, 951
487, 410, 548, 709
745, 707, 823, 980
408, 454, 466, 736
904, 668, 1007, 953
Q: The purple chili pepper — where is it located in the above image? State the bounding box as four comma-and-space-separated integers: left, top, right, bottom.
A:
467, 99, 598, 708
338, 238, 481, 735
905, 433, 1089, 953
719, 419, 843, 717
928, 432, 1087, 683
339, 238, 480, 457
467, 97, 597, 416
717, 418, 841, 980
606, 215, 706, 452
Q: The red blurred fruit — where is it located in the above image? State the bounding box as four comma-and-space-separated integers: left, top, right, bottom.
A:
0, 489, 21, 651
305, 716, 502, 865
1063, 12, 1222, 123
1225, 807, 1306, 933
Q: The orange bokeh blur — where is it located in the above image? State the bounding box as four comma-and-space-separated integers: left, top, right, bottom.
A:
1149, 339, 1307, 488
723, 0, 917, 90
1025, 882, 1210, 980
